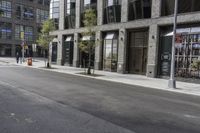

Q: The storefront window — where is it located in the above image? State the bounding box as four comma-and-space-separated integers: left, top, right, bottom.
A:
159, 27, 200, 79
161, 0, 200, 16
0, 1, 11, 18
103, 32, 118, 72
128, 0, 151, 21
79, 35, 95, 68
103, 0, 121, 24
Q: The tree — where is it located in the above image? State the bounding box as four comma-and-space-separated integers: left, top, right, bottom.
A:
79, 9, 97, 74
191, 59, 200, 77
37, 19, 55, 68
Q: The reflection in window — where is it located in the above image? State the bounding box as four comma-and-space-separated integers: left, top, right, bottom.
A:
103, 0, 121, 24
0, 22, 12, 39
15, 4, 34, 20
103, 32, 118, 72
0, 1, 11, 18
80, 0, 97, 27
161, 0, 200, 16
15, 25, 33, 41
128, 0, 151, 21
65, 0, 76, 29
36, 9, 49, 23
50, 0, 60, 29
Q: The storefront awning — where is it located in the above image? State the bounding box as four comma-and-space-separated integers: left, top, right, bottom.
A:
164, 28, 190, 36
164, 27, 200, 36
82, 35, 95, 41
65, 36, 73, 41
105, 33, 118, 40
52, 38, 59, 43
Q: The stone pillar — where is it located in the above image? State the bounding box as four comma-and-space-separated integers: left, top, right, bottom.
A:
151, 0, 161, 18
59, 0, 65, 30
73, 33, 79, 67
97, 0, 103, 25
117, 28, 127, 73
11, 44, 16, 57
75, 0, 81, 28
94, 31, 102, 70
57, 34, 63, 65
147, 24, 159, 78
121, 0, 128, 22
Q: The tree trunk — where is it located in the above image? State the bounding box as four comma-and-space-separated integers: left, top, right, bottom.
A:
87, 46, 91, 75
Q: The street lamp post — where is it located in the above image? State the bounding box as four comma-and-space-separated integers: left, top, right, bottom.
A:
168, 0, 178, 89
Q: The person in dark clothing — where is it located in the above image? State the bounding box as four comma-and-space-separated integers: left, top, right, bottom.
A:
16, 52, 19, 63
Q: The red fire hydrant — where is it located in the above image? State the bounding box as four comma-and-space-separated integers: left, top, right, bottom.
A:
27, 57, 32, 66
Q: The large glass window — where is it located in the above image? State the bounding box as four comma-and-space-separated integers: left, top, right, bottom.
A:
161, 0, 200, 16
80, 0, 97, 27
103, 32, 118, 72
38, 0, 50, 5
36, 9, 49, 23
0, 22, 12, 39
15, 4, 34, 20
50, 0, 60, 19
103, 0, 121, 24
65, 0, 76, 29
0, 1, 11, 18
15, 25, 33, 41
50, 0, 60, 29
24, 7, 34, 20
128, 0, 151, 21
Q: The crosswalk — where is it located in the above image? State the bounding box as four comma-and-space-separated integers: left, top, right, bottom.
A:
0, 62, 19, 67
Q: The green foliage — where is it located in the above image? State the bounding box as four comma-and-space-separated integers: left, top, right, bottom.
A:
36, 19, 56, 50
79, 9, 97, 53
191, 60, 200, 70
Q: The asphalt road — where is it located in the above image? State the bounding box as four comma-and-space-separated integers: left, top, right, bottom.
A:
0, 63, 200, 133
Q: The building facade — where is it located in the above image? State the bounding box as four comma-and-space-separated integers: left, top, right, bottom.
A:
51, 0, 200, 79
0, 0, 49, 57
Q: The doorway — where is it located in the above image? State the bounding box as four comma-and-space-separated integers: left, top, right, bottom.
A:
63, 36, 74, 66
128, 30, 148, 74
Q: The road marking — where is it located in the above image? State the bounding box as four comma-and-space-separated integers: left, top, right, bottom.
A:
184, 114, 200, 119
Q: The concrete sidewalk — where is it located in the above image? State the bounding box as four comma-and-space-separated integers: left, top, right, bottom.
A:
1, 57, 200, 96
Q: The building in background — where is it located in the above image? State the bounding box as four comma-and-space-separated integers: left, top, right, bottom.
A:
0, 0, 49, 57
51, 0, 200, 80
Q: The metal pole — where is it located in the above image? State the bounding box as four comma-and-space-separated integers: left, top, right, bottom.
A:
168, 0, 178, 89
22, 45, 25, 62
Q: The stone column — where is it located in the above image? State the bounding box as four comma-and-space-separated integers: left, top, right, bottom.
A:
59, 0, 65, 30
117, 28, 127, 73
147, 24, 159, 78
75, 0, 81, 28
151, 0, 161, 18
73, 33, 79, 67
57, 34, 63, 65
97, 0, 103, 26
94, 31, 102, 70
56, 0, 65, 65
121, 0, 128, 22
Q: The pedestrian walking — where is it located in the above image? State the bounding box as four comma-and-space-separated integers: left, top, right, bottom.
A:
16, 52, 19, 63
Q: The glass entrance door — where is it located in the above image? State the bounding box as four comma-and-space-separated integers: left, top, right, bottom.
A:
128, 30, 148, 74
